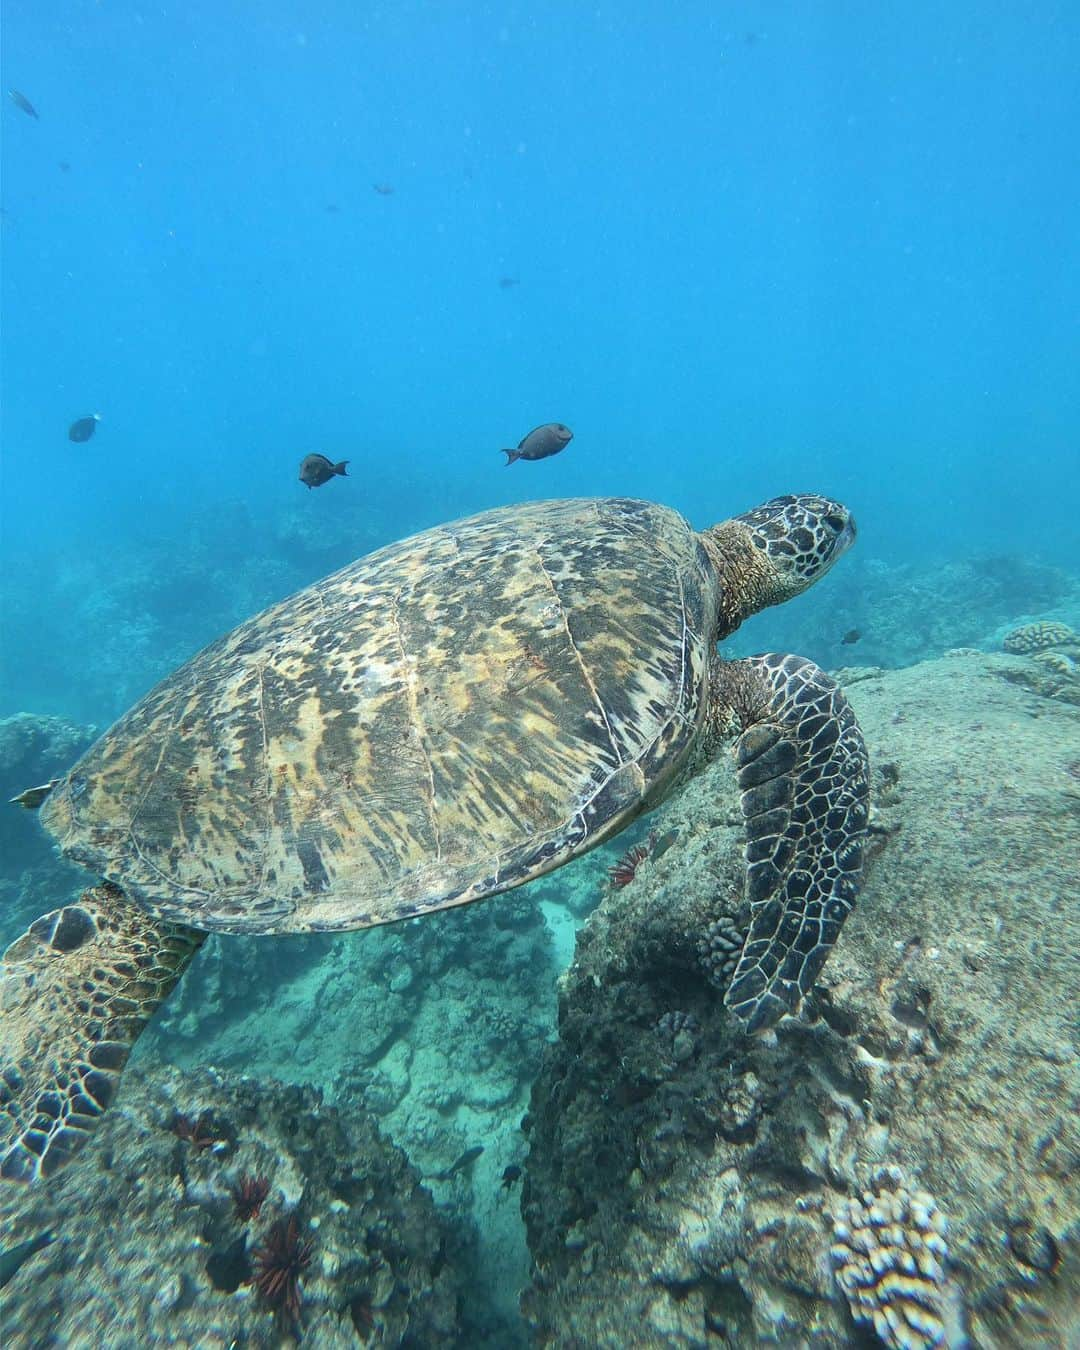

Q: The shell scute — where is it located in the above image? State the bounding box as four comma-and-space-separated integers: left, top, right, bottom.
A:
43, 499, 717, 933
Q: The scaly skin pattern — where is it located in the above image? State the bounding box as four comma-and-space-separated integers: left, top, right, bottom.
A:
0, 883, 204, 1182
708, 652, 869, 1031
42, 500, 720, 934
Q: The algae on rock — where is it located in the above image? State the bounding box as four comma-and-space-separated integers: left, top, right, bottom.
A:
0, 1065, 467, 1348
521, 652, 1079, 1349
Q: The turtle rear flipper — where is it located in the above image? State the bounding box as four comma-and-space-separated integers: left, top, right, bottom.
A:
711, 653, 869, 1032
0, 884, 203, 1183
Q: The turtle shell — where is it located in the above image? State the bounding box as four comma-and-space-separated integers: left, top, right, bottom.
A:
42, 498, 721, 933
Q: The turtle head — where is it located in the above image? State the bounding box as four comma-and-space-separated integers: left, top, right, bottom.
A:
703, 494, 856, 635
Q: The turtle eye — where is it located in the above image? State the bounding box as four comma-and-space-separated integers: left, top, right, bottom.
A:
823, 514, 845, 534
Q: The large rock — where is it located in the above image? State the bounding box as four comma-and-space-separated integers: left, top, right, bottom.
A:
520, 653, 1079, 1348
0, 1065, 467, 1347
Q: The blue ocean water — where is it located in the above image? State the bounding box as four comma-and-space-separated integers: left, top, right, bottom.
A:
2, 1, 1078, 726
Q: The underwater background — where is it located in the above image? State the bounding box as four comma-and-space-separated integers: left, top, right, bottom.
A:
2, 1, 1079, 726
2, 3, 1079, 1347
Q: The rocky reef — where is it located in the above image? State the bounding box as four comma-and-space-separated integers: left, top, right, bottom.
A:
520, 652, 1079, 1348
0, 1064, 467, 1347
3, 637, 1078, 1345
724, 553, 1078, 675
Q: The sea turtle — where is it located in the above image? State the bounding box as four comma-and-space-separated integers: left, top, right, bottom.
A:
1, 494, 869, 1184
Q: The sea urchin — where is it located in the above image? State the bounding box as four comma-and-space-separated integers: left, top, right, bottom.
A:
231, 1173, 270, 1223
609, 841, 651, 889
251, 1215, 313, 1326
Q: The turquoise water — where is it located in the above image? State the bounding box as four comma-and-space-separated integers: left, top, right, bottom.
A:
2, 2, 1078, 723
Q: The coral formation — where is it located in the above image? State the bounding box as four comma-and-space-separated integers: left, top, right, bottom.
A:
0, 1065, 466, 1347
520, 654, 1079, 1348
830, 1167, 961, 1349
1001, 620, 1078, 654
696, 914, 744, 991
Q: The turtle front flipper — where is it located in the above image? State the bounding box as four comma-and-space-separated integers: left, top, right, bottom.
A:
0, 883, 204, 1183
709, 653, 869, 1032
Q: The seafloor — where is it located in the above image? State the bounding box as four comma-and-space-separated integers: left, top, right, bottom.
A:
1, 587, 1078, 1347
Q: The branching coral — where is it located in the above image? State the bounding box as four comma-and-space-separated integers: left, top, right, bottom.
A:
697, 915, 743, 991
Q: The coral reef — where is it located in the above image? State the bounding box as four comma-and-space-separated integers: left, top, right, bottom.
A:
1001, 621, 1079, 654
135, 882, 564, 1344
0, 1065, 466, 1347
830, 1167, 962, 1349
520, 653, 1079, 1348
724, 552, 1077, 674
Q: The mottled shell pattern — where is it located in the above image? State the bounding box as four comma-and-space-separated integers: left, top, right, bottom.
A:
42, 499, 721, 934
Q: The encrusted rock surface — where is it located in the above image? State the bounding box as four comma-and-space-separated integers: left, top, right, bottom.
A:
521, 653, 1079, 1348
0, 1065, 466, 1347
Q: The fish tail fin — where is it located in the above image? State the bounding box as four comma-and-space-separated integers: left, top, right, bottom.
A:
502, 449, 520, 465
334, 461, 349, 477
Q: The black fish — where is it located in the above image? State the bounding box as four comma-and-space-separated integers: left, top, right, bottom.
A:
299, 454, 349, 489
68, 414, 100, 443
9, 90, 39, 120
373, 183, 395, 196
502, 422, 572, 466
499, 1164, 522, 1192
498, 276, 520, 289
841, 629, 862, 645
0, 1232, 54, 1289
437, 1145, 484, 1180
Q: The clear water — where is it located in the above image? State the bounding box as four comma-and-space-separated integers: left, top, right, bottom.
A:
3, 2, 1078, 722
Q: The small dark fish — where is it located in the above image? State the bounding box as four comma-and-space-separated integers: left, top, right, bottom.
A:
499, 1164, 522, 1192
0, 1232, 54, 1290
299, 453, 349, 489
373, 183, 395, 196
68, 414, 100, 443
498, 276, 520, 289
9, 90, 39, 120
59, 161, 71, 172
324, 203, 341, 214
502, 422, 572, 466
841, 629, 862, 645
437, 1145, 484, 1180
10, 778, 60, 810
